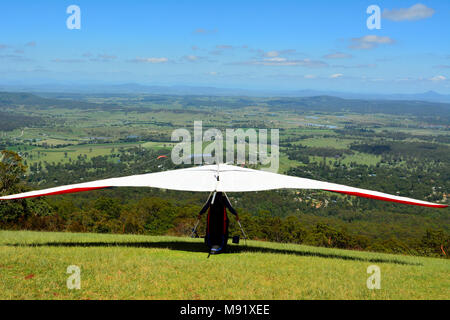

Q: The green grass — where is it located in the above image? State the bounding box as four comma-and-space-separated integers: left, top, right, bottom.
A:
0, 231, 448, 300
300, 137, 355, 149
308, 152, 381, 167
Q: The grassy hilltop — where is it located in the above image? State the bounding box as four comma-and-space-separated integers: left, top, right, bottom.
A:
0, 230, 448, 300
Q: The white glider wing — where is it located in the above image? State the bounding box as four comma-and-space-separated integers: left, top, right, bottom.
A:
0, 164, 447, 208
216, 165, 447, 208
0, 165, 219, 199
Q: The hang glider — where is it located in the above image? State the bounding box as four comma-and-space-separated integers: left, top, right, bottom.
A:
0, 164, 447, 208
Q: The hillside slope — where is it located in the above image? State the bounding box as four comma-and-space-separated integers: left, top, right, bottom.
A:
0, 231, 448, 300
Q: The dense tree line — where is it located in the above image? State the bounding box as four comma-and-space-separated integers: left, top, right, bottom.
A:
0, 111, 46, 131
350, 141, 450, 163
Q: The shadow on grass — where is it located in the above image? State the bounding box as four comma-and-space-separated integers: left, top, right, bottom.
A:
7, 240, 421, 266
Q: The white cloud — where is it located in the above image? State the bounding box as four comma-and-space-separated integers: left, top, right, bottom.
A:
184, 55, 200, 62
98, 54, 116, 60
265, 51, 280, 58
323, 52, 353, 59
210, 44, 236, 55
260, 49, 297, 58
240, 57, 328, 68
180, 55, 215, 63
128, 57, 168, 63
329, 73, 343, 79
395, 77, 417, 82
382, 4, 435, 21
264, 57, 287, 63
51, 58, 84, 63
304, 74, 317, 79
349, 35, 395, 50
90, 54, 117, 62
332, 64, 377, 69
429, 75, 446, 82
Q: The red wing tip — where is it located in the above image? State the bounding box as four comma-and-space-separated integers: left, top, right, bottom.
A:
0, 186, 110, 200
325, 189, 448, 208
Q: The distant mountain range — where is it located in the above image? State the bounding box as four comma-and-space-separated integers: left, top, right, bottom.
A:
288, 90, 450, 104
1, 83, 450, 103
1, 91, 449, 121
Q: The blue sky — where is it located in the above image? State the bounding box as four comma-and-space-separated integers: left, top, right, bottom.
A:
1, 0, 449, 93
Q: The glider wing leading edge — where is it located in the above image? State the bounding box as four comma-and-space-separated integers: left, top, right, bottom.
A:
0, 164, 447, 208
